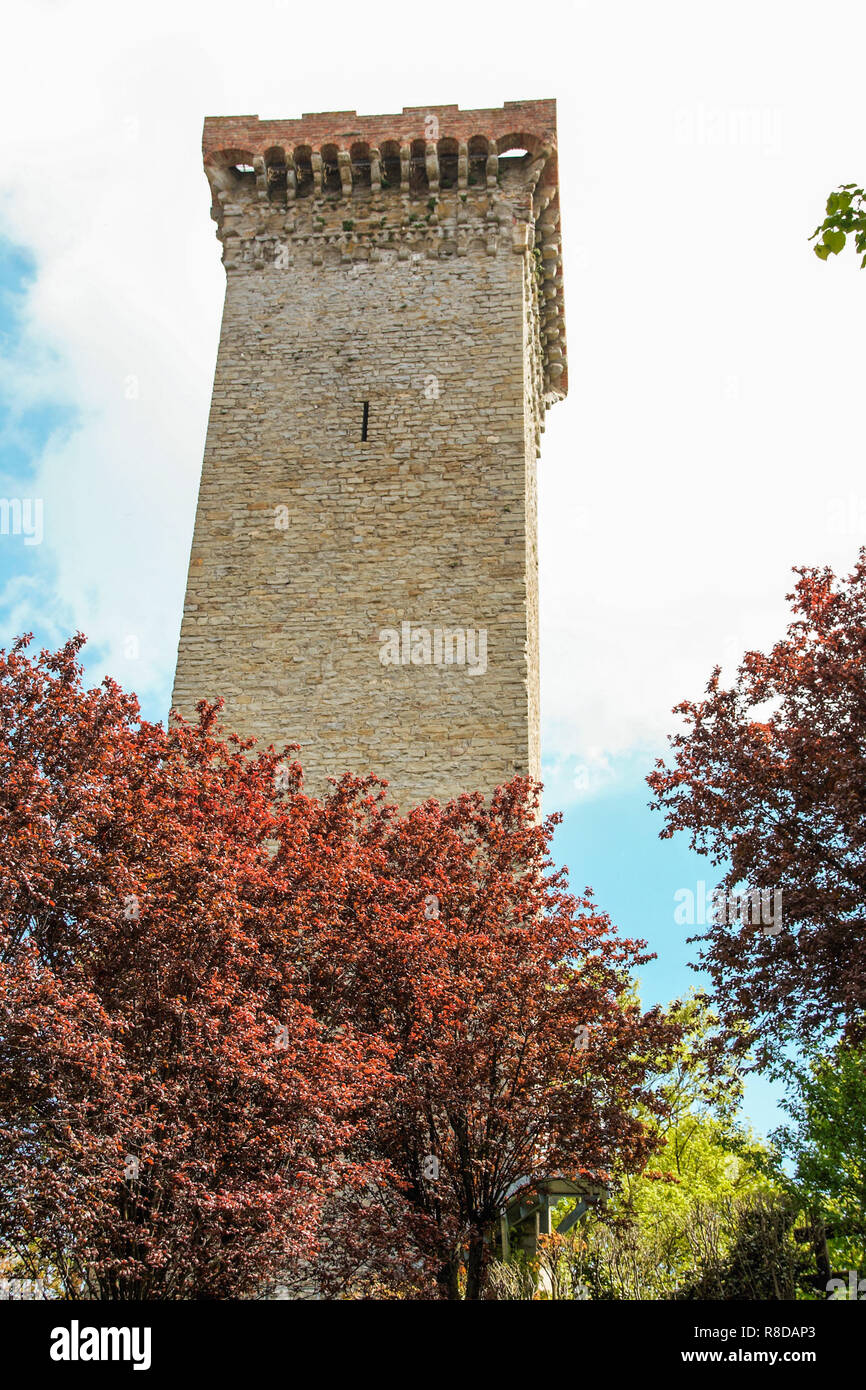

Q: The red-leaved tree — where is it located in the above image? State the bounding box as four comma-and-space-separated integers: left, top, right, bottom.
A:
0, 635, 387, 1298
648, 552, 866, 1061
279, 778, 679, 1299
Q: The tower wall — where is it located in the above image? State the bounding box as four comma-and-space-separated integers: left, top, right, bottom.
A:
172, 103, 566, 807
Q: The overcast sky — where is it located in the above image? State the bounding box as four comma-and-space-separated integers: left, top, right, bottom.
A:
1, 0, 864, 1132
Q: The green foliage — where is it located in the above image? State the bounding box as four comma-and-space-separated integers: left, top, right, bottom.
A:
770, 1036, 866, 1275
674, 1192, 809, 1301
562, 1019, 866, 1300
644, 994, 745, 1129
530, 995, 787, 1299
569, 1112, 779, 1299
625, 1113, 770, 1221
810, 185, 866, 265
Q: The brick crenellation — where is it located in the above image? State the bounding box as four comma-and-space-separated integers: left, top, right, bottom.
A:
203, 100, 566, 400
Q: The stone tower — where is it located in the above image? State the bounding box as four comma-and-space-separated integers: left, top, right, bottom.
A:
172, 101, 567, 807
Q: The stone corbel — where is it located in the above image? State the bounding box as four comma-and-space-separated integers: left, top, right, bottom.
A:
400, 144, 411, 193
486, 149, 498, 189
525, 145, 551, 193
221, 229, 240, 268
338, 149, 353, 196
253, 156, 269, 202
311, 151, 323, 194
426, 142, 440, 192
207, 164, 236, 196
457, 141, 468, 190
369, 147, 381, 193
512, 221, 530, 253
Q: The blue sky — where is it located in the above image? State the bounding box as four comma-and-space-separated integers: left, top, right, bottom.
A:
550, 761, 786, 1138
0, 243, 75, 636
2, 0, 865, 1141
0, 244, 65, 477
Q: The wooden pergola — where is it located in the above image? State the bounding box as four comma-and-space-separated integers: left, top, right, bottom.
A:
499, 1175, 609, 1259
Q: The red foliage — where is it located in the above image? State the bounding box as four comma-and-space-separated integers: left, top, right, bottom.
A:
0, 635, 678, 1300
648, 552, 866, 1058
0, 635, 383, 1298
283, 777, 678, 1298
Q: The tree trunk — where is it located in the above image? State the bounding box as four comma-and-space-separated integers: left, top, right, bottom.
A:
464, 1227, 486, 1301
810, 1211, 831, 1290
438, 1257, 461, 1300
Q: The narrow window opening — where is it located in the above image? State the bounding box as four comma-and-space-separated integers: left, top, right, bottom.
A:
361, 400, 369, 442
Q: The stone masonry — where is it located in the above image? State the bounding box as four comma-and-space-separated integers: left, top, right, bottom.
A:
172, 101, 567, 808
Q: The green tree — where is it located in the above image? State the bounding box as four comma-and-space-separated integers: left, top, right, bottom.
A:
771, 1037, 866, 1286
533, 997, 782, 1299
582, 1111, 776, 1300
